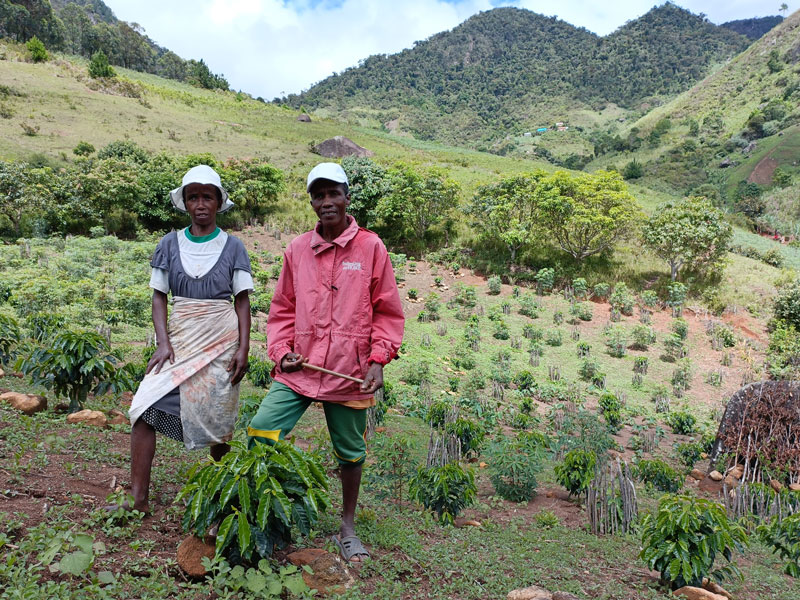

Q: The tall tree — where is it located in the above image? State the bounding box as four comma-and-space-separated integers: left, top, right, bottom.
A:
642, 196, 732, 281
535, 170, 642, 261
468, 172, 545, 264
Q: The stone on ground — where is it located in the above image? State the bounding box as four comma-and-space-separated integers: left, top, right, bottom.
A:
702, 578, 733, 600
176, 535, 215, 577
301, 553, 354, 595
0, 391, 47, 415
107, 409, 127, 425
313, 136, 374, 158
689, 469, 706, 480
507, 585, 552, 600
66, 409, 108, 427
673, 586, 727, 600
287, 548, 328, 566
708, 470, 723, 481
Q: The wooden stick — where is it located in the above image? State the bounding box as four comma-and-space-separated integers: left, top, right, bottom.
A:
302, 362, 364, 384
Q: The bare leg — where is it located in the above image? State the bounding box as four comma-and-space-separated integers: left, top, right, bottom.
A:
210, 443, 230, 461
339, 463, 366, 561
130, 419, 155, 513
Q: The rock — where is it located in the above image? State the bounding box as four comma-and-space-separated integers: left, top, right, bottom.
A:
728, 464, 744, 479
297, 113, 311, 122
0, 367, 4, 377
455, 519, 482, 528
302, 553, 354, 595
702, 578, 733, 600
708, 470, 723, 481
176, 535, 215, 578
770, 479, 784, 492
700, 452, 708, 459
552, 593, 580, 600
120, 391, 133, 402
723, 475, 739, 489
107, 409, 128, 425
0, 392, 47, 415
66, 409, 108, 428
479, 462, 488, 469
313, 136, 374, 158
689, 469, 706, 481
790, 483, 800, 492
743, 141, 757, 154
507, 585, 552, 600
673, 586, 727, 600
375, 426, 386, 433
287, 548, 328, 566
718, 158, 733, 168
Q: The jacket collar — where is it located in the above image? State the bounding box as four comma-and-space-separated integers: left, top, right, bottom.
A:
310, 215, 359, 252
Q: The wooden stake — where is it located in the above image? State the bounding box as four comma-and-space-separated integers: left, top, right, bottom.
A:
301, 362, 364, 384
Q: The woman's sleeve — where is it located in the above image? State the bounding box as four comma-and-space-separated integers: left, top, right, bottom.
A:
149, 268, 169, 294
233, 238, 252, 273
368, 241, 405, 365
150, 235, 170, 270
266, 246, 297, 366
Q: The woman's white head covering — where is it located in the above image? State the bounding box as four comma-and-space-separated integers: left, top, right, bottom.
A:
170, 165, 234, 213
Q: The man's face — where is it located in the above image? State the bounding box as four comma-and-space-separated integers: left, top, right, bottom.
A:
309, 179, 350, 230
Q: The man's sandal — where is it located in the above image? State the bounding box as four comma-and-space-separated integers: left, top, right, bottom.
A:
331, 534, 370, 563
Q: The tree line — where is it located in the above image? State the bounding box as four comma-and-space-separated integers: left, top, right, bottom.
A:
0, 0, 229, 90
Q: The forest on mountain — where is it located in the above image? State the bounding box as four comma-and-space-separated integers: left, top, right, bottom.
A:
284, 3, 749, 145
721, 15, 784, 40
0, 0, 229, 89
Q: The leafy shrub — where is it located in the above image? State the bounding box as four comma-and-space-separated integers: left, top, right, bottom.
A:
534, 510, 561, 528
518, 293, 540, 318
487, 276, 501, 295
570, 302, 593, 322
247, 356, 274, 388
545, 329, 563, 346
662, 334, 686, 362
759, 513, 800, 577
604, 325, 627, 357
513, 370, 536, 393
708, 323, 736, 348
633, 356, 649, 374
774, 282, 800, 329
0, 314, 21, 365
572, 277, 588, 299
410, 463, 477, 525
73, 141, 95, 157
452, 344, 476, 371
407, 288, 418, 300
425, 292, 441, 319
492, 320, 510, 340
667, 282, 688, 316
486, 433, 546, 502
17, 329, 133, 412
535, 268, 555, 294
666, 410, 697, 435
178, 441, 330, 560
598, 391, 623, 432
554, 449, 596, 498
579, 357, 601, 382
453, 284, 477, 307
675, 441, 703, 469
576, 341, 591, 357
553, 310, 564, 325
671, 359, 693, 391
631, 325, 656, 350
640, 494, 748, 589
26, 36, 48, 63
609, 282, 635, 316
767, 321, 800, 379
640, 290, 659, 309
671, 318, 689, 340
635, 459, 683, 493
593, 282, 610, 300
426, 399, 451, 428
445, 418, 486, 457
88, 50, 116, 79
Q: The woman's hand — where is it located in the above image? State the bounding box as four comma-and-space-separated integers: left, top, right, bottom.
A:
227, 348, 249, 385
280, 352, 307, 373
146, 342, 175, 375
361, 362, 384, 394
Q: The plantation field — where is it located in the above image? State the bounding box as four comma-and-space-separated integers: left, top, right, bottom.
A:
1, 233, 799, 599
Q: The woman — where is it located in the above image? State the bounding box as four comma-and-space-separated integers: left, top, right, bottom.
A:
127, 164, 252, 514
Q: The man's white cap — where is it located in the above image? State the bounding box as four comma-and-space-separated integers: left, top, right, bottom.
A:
170, 165, 234, 213
306, 162, 348, 193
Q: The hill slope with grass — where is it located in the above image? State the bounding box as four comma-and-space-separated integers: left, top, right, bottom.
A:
283, 3, 749, 148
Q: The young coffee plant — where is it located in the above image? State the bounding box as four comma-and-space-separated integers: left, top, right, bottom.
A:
667, 282, 688, 317
554, 449, 597, 498
671, 317, 689, 340
631, 325, 656, 350
518, 293, 541, 318
486, 433, 547, 502
569, 302, 593, 322
598, 391, 623, 432
409, 462, 477, 525
640, 494, 747, 589
445, 417, 486, 458
572, 277, 588, 300
604, 325, 628, 358
178, 440, 330, 561
535, 268, 555, 295
593, 282, 610, 301
609, 282, 635, 316
675, 441, 703, 470
758, 513, 800, 577
247, 355, 274, 389
545, 329, 563, 347
0, 313, 21, 365
662, 334, 687, 362
666, 410, 697, 435
579, 357, 601, 382
487, 275, 502, 295
16, 329, 133, 412
634, 459, 683, 493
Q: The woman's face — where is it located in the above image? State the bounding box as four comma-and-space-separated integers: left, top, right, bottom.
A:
183, 183, 221, 228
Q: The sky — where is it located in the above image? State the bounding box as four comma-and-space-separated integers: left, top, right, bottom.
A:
103, 0, 787, 100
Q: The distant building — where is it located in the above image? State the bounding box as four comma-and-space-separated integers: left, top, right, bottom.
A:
536, 127, 548, 133
523, 132, 532, 137
555, 122, 564, 127
557, 126, 568, 132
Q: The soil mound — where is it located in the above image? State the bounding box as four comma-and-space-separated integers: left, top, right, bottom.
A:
313, 136, 374, 158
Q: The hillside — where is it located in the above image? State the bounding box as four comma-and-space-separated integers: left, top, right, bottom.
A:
588, 9, 800, 200
284, 3, 749, 148
721, 15, 784, 39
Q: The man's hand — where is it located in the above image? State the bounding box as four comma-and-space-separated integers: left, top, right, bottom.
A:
361, 362, 383, 394
146, 342, 175, 375
280, 352, 307, 373
227, 348, 249, 385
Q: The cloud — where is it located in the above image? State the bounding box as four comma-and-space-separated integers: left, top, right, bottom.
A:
104, 0, 782, 98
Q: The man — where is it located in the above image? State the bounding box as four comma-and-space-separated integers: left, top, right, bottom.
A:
248, 162, 404, 562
